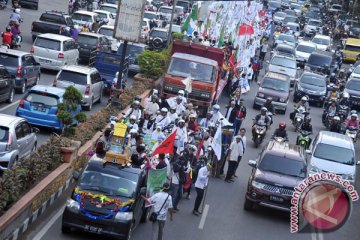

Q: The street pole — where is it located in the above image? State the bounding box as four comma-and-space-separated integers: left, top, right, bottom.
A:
112, 40, 128, 108
167, 0, 177, 46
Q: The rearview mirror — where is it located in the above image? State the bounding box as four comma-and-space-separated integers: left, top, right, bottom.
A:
73, 171, 80, 180
248, 160, 256, 168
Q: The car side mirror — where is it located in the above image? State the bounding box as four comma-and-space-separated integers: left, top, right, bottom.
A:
266, 60, 270, 64
357, 160, 360, 165
73, 171, 80, 180
140, 187, 147, 196
32, 127, 40, 133
248, 160, 256, 168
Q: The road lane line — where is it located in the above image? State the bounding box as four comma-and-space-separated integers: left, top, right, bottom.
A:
33, 206, 65, 240
198, 204, 209, 230
0, 100, 19, 112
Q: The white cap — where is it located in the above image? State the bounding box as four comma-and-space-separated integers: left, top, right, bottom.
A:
178, 90, 185, 95
110, 120, 116, 126
130, 129, 138, 134
130, 115, 136, 120
189, 113, 197, 118
134, 100, 140, 105
178, 119, 185, 123
161, 108, 168, 112
156, 124, 163, 129
213, 104, 220, 110
301, 96, 307, 101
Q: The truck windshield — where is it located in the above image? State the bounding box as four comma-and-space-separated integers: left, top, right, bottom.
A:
168, 58, 215, 83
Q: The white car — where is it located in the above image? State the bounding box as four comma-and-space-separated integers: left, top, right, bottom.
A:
166, 24, 182, 34
273, 11, 286, 24
31, 34, 79, 70
295, 41, 317, 65
142, 19, 151, 39
350, 65, 360, 79
99, 3, 118, 15
158, 6, 173, 22
94, 10, 115, 26
304, 19, 322, 36
286, 22, 300, 37
311, 34, 331, 51
268, 54, 298, 85
72, 10, 100, 29
97, 25, 119, 52
290, 3, 302, 16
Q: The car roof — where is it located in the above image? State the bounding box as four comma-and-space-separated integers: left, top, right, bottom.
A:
265, 71, 290, 81
272, 53, 296, 61
317, 131, 354, 149
173, 52, 218, 66
37, 33, 73, 41
94, 10, 111, 15
264, 141, 306, 163
74, 10, 98, 16
308, 19, 321, 23
99, 25, 114, 30
60, 65, 96, 74
346, 38, 360, 45
286, 22, 300, 26
297, 41, 316, 47
276, 43, 295, 50
313, 34, 331, 40
78, 32, 103, 38
88, 156, 143, 175
30, 85, 65, 96
0, 48, 29, 57
151, 27, 168, 32
313, 50, 333, 57
0, 114, 25, 127
100, 3, 118, 8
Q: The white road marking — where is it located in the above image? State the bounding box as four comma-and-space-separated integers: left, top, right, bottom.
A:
33, 206, 65, 240
311, 232, 324, 240
0, 100, 19, 112
198, 204, 210, 230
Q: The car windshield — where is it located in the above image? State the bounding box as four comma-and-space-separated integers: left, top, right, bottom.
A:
144, 12, 157, 19
291, 4, 301, 10
346, 79, 360, 91
353, 67, 360, 74
58, 70, 88, 85
314, 143, 354, 165
269, 1, 281, 8
308, 54, 331, 66
25, 92, 59, 106
287, 25, 299, 31
150, 30, 168, 39
262, 78, 289, 92
98, 28, 113, 37
277, 47, 294, 55
0, 53, 18, 67
309, 21, 321, 27
176, 1, 189, 10
345, 44, 360, 52
301, 74, 326, 87
278, 35, 295, 43
0, 126, 9, 143
100, 6, 117, 14
77, 35, 98, 45
72, 13, 92, 22
271, 56, 296, 69
297, 44, 316, 53
284, 17, 297, 23
313, 37, 330, 45
118, 45, 144, 57
259, 154, 306, 178
160, 7, 172, 14
142, 21, 148, 27
78, 170, 137, 198
34, 37, 61, 51
275, 12, 286, 18
168, 58, 215, 83
96, 12, 107, 20
351, 22, 360, 28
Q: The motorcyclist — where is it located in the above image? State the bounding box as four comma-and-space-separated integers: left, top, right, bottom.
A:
138, 111, 155, 134
322, 100, 338, 123
271, 122, 289, 141
345, 114, 359, 129
127, 115, 139, 132
339, 92, 350, 106
290, 96, 309, 122
9, 9, 21, 25
155, 108, 171, 130
329, 116, 342, 133
254, 107, 270, 127
210, 104, 224, 124
263, 97, 275, 124
327, 84, 340, 100
329, 72, 336, 84
174, 96, 186, 116
168, 106, 178, 123
1, 26, 13, 47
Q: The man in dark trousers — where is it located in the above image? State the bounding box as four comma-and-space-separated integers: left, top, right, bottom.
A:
224, 100, 237, 124
233, 99, 246, 135
225, 135, 244, 183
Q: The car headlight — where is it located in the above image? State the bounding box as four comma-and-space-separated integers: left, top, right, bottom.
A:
309, 166, 321, 175
66, 199, 80, 213
342, 174, 355, 181
115, 212, 133, 221
252, 180, 266, 189
258, 93, 265, 98
279, 98, 286, 103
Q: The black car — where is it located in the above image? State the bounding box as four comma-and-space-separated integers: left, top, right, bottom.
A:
147, 28, 169, 51
62, 156, 148, 239
305, 50, 337, 75
19, 0, 39, 10
76, 32, 112, 64
345, 77, 360, 108
294, 72, 327, 106
0, 65, 15, 103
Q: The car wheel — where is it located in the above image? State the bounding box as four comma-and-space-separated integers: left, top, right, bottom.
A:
252, 102, 258, 110
18, 81, 26, 94
61, 225, 71, 234
126, 222, 134, 240
7, 88, 14, 103
244, 198, 254, 211
34, 74, 40, 86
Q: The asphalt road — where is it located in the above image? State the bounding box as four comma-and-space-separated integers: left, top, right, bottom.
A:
4, 1, 358, 240
0, 1, 111, 147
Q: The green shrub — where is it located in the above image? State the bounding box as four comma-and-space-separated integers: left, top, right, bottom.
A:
137, 47, 172, 79
172, 32, 183, 40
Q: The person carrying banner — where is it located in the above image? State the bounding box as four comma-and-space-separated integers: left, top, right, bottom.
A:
192, 163, 211, 216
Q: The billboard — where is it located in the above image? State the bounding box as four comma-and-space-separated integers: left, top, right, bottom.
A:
113, 0, 145, 42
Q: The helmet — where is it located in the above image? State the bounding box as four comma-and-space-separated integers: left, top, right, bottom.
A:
178, 119, 185, 123
129, 115, 136, 121
161, 107, 168, 113
15, 8, 20, 14
333, 116, 340, 121
351, 110, 357, 115
261, 107, 267, 112
279, 122, 286, 129
187, 103, 193, 108
6, 26, 11, 32
65, 26, 70, 32
342, 92, 349, 98
301, 96, 307, 101
331, 72, 336, 77
351, 113, 357, 118
129, 129, 138, 134
213, 104, 220, 110
74, 25, 80, 30
189, 114, 196, 119
188, 145, 197, 151
170, 106, 176, 111
178, 90, 185, 96
207, 111, 213, 116
133, 100, 140, 105
135, 95, 142, 102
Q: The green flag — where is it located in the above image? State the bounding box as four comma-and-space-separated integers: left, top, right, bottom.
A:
182, 4, 199, 34
218, 24, 225, 48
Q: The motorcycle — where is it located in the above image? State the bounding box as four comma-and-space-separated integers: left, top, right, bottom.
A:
293, 106, 307, 132
0, 0, 6, 10
345, 126, 358, 142
337, 105, 349, 122
297, 130, 311, 149
252, 123, 267, 148
11, 35, 22, 49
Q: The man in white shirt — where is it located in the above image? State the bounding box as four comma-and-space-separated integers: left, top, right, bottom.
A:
233, 128, 246, 178
124, 100, 142, 121
225, 135, 244, 183
146, 96, 160, 116
174, 119, 188, 153
193, 163, 211, 216
174, 97, 186, 116
155, 108, 171, 130
151, 125, 165, 142
168, 106, 178, 123
199, 111, 215, 128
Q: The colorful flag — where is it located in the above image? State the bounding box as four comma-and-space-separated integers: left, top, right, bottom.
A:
145, 168, 168, 207
217, 24, 225, 48
211, 124, 222, 161
151, 130, 177, 156
182, 3, 199, 35
196, 139, 204, 158
181, 76, 192, 93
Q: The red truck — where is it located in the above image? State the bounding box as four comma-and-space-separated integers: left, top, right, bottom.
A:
160, 40, 227, 115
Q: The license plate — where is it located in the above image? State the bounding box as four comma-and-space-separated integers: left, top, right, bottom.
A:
84, 225, 102, 234
270, 196, 284, 202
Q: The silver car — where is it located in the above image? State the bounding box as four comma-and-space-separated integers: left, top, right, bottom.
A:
54, 65, 104, 111
268, 54, 298, 86
0, 114, 38, 170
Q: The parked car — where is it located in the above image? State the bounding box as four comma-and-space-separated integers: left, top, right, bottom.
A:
93, 10, 115, 26
0, 65, 15, 103
99, 3, 118, 15
147, 28, 169, 51
75, 32, 112, 64
283, 15, 299, 25
295, 41, 317, 67
30, 33, 79, 71
350, 66, 360, 79
176, 0, 191, 13
0, 48, 41, 94
16, 85, 81, 133
290, 3, 302, 16
54, 65, 104, 111
294, 72, 327, 105
0, 114, 38, 170
274, 34, 297, 48
97, 25, 120, 52
61, 156, 149, 238
244, 141, 307, 211
158, 6, 174, 22
273, 11, 287, 24
166, 24, 182, 34
344, 77, 360, 107
311, 34, 331, 51
253, 72, 290, 113
268, 1, 282, 12
286, 22, 300, 37
284, 9, 296, 17
304, 19, 322, 37
268, 54, 298, 86
305, 50, 336, 75
142, 19, 151, 39
19, 0, 39, 10
307, 131, 359, 184
72, 11, 100, 29
143, 11, 160, 22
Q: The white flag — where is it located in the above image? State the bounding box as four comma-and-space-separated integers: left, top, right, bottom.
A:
182, 76, 192, 93
211, 124, 222, 161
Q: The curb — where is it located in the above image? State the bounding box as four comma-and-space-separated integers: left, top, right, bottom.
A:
6, 178, 73, 240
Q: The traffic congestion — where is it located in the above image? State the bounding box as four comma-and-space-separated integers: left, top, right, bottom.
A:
0, 0, 359, 240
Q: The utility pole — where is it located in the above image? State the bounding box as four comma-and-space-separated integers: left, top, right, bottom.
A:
167, 0, 177, 46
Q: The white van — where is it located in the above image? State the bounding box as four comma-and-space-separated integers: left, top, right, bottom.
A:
31, 34, 79, 70
72, 10, 100, 29
307, 131, 359, 184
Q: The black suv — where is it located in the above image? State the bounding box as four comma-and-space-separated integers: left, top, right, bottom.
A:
244, 141, 307, 212
62, 157, 148, 239
147, 28, 169, 51
345, 77, 360, 108
76, 32, 112, 64
0, 65, 15, 104
294, 72, 327, 106
305, 50, 337, 75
